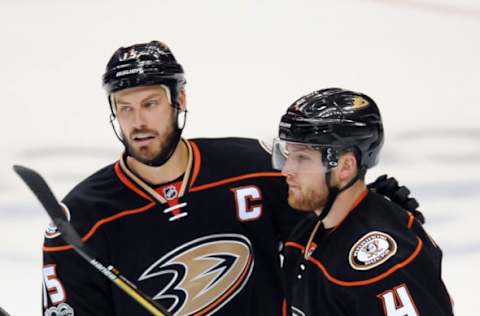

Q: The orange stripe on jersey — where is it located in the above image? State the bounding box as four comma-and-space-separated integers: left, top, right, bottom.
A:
114, 162, 152, 201
285, 241, 305, 253
330, 189, 369, 233
282, 298, 287, 316
407, 212, 415, 229
307, 237, 423, 287
194, 254, 254, 315
43, 202, 157, 252
189, 172, 284, 192
189, 140, 202, 188
351, 189, 368, 210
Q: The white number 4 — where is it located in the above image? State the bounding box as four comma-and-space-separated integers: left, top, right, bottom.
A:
43, 265, 66, 307
378, 284, 419, 316
231, 186, 263, 222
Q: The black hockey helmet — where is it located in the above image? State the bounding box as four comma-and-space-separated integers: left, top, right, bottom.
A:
102, 41, 188, 167
275, 88, 383, 170
273, 88, 384, 220
102, 40, 186, 112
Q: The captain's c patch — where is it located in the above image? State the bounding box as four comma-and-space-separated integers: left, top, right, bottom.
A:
349, 231, 397, 271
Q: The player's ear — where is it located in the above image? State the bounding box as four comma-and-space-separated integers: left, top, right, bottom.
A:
337, 152, 358, 183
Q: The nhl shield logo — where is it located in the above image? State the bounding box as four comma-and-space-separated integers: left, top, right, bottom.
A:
163, 185, 178, 200
349, 231, 397, 270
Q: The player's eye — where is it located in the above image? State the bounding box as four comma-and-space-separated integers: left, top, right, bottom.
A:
118, 105, 132, 113
298, 155, 309, 162
291, 153, 310, 163
144, 100, 159, 108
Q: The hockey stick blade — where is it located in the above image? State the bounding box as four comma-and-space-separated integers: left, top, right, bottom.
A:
13, 165, 171, 316
0, 306, 11, 316
13, 165, 83, 248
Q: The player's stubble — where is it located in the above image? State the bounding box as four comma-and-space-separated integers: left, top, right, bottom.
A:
123, 112, 177, 165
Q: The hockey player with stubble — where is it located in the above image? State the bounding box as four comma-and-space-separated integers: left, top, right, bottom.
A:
273, 88, 454, 316
42, 40, 307, 316
41, 40, 419, 316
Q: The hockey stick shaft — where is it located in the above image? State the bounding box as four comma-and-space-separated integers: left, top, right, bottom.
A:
13, 165, 171, 316
68, 235, 167, 316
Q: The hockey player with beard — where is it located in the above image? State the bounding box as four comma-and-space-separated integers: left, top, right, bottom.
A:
42, 41, 420, 316
273, 88, 454, 316
42, 40, 307, 316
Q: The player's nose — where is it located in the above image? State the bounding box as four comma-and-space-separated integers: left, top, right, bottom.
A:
281, 159, 296, 177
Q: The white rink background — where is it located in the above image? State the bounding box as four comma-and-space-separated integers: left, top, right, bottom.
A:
1, 0, 479, 315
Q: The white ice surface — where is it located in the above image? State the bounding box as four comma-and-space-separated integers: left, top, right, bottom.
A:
0, 0, 479, 315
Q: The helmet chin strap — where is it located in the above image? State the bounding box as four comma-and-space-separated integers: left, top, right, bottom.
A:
318, 166, 367, 222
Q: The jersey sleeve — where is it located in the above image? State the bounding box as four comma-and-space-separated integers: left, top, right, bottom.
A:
336, 264, 454, 316
334, 219, 454, 316
42, 199, 115, 315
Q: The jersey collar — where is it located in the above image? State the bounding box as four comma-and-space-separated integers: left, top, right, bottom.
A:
115, 138, 195, 204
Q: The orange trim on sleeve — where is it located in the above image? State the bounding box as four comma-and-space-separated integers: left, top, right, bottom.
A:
308, 237, 423, 287
189, 140, 202, 188
284, 236, 424, 287
43, 202, 157, 252
189, 172, 283, 192
114, 162, 152, 201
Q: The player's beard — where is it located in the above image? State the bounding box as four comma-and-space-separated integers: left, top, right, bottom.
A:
287, 185, 327, 212
124, 120, 178, 166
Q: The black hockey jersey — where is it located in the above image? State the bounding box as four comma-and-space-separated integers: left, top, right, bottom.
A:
42, 138, 305, 316
284, 190, 454, 316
